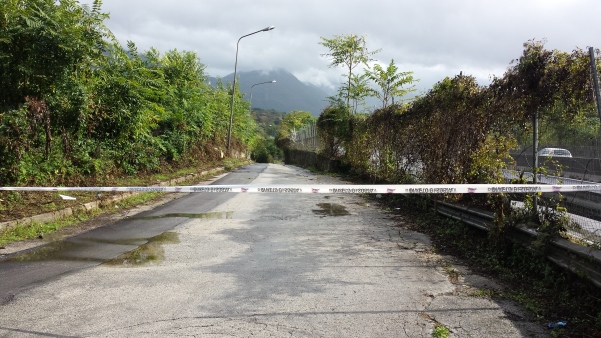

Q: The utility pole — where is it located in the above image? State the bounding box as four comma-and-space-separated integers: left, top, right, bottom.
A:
590, 47, 601, 126
227, 26, 275, 156
533, 110, 539, 215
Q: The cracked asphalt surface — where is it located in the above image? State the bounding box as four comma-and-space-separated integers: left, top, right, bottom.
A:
0, 164, 549, 337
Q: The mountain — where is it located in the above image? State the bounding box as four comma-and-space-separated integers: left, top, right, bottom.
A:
208, 68, 330, 117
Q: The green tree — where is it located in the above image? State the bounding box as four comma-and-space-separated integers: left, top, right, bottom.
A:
275, 110, 316, 149
366, 59, 417, 108
157, 49, 211, 160
316, 105, 350, 158
279, 110, 315, 135
491, 40, 591, 128
0, 0, 111, 183
319, 34, 380, 113
0, 0, 110, 110
348, 73, 373, 114
0, 0, 263, 186
228, 80, 256, 152
202, 77, 253, 151
87, 41, 167, 174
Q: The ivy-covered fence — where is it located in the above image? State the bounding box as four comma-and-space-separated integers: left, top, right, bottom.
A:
317, 45, 596, 185
304, 41, 601, 247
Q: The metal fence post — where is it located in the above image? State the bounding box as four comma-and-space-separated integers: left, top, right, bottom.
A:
590, 47, 601, 128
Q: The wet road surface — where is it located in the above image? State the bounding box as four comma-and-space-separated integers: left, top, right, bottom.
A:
0, 165, 266, 304
0, 164, 549, 337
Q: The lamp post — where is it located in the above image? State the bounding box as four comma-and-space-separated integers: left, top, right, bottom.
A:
249, 80, 276, 114
227, 26, 275, 155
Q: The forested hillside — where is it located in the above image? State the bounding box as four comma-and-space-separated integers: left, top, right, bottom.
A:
218, 69, 330, 116
0, 0, 258, 187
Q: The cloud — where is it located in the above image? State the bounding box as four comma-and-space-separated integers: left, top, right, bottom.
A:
80, 0, 601, 93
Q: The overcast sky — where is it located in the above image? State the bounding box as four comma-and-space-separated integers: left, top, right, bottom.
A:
79, 0, 600, 94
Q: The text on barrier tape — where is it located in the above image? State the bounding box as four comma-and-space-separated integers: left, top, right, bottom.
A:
1, 184, 601, 194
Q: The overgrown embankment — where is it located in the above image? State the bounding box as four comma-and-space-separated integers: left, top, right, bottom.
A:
1, 0, 259, 191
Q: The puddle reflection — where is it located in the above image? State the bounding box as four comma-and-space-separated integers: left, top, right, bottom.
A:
103, 232, 180, 267
312, 203, 351, 216
129, 211, 234, 220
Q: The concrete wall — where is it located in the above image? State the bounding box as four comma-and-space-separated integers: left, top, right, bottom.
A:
284, 149, 347, 173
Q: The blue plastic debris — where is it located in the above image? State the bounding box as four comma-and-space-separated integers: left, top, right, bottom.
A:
547, 321, 567, 329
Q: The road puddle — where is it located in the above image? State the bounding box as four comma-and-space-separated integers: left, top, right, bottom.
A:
129, 211, 234, 220
4, 232, 180, 267
103, 232, 180, 267
7, 241, 92, 262
5, 237, 149, 263
312, 203, 351, 216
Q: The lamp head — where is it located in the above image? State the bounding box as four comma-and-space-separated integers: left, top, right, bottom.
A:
263, 26, 275, 31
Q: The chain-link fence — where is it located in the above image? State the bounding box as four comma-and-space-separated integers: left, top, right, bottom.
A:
290, 121, 321, 152
507, 137, 601, 247
290, 122, 601, 247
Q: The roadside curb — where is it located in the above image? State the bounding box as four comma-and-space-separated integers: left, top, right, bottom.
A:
0, 167, 225, 233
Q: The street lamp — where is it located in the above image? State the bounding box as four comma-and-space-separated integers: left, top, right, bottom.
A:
227, 25, 275, 155
249, 80, 276, 114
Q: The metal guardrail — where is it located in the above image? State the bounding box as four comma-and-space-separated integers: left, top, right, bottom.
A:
503, 169, 601, 245
433, 201, 601, 289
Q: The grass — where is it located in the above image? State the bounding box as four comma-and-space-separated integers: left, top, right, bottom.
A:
152, 174, 170, 181
223, 158, 249, 171
0, 208, 101, 246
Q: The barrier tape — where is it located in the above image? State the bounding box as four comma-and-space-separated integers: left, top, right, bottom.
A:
1, 184, 601, 194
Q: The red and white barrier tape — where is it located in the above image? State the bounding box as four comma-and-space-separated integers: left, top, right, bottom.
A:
1, 184, 601, 194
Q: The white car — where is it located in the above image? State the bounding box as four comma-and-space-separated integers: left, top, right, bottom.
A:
537, 148, 572, 158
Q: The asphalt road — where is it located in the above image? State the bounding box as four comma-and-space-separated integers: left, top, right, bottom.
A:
0, 164, 549, 337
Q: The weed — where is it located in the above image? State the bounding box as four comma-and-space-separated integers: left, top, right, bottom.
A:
470, 289, 494, 299
444, 266, 460, 283
5, 191, 22, 202
152, 174, 170, 181
432, 323, 450, 338
40, 202, 57, 212
173, 168, 200, 177
116, 192, 162, 209
222, 158, 250, 171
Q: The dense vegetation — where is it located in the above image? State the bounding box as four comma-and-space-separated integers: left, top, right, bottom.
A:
311, 39, 601, 247
250, 109, 284, 163
0, 0, 259, 187
315, 40, 598, 186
